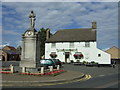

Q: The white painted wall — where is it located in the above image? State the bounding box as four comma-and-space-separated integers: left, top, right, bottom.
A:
45, 42, 111, 64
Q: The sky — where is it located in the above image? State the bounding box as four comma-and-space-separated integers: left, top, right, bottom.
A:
1, 0, 119, 51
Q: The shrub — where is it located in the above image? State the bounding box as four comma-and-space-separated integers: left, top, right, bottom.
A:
95, 62, 98, 64
70, 60, 74, 63
77, 60, 80, 62
91, 61, 95, 64
82, 61, 86, 64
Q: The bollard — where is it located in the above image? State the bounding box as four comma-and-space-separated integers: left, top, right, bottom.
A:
22, 67, 26, 73
50, 66, 53, 71
48, 66, 51, 69
10, 64, 14, 73
41, 67, 44, 74
57, 65, 60, 70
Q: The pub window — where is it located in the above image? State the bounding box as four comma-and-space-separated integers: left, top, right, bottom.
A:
85, 42, 90, 47
51, 43, 56, 48
70, 42, 74, 48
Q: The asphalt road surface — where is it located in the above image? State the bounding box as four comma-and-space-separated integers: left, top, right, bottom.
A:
2, 63, 119, 89
39, 72, 119, 88
30, 64, 119, 88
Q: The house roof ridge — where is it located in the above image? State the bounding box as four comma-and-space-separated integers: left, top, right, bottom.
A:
105, 46, 120, 52
110, 46, 119, 49
58, 28, 92, 31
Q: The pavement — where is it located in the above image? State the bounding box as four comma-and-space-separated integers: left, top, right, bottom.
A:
2, 70, 85, 84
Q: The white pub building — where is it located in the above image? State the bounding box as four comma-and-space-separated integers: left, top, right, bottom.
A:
45, 22, 111, 64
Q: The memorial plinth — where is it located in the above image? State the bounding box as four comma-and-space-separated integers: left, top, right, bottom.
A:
20, 11, 40, 71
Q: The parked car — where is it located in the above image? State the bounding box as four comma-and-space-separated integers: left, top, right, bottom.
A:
39, 59, 55, 68
52, 59, 63, 67
39, 59, 62, 68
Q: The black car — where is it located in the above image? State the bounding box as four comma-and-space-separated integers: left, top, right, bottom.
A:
52, 59, 63, 67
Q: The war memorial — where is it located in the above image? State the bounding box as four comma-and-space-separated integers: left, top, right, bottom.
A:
20, 11, 41, 72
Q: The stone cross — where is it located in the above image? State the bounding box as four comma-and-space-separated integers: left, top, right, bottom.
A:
29, 10, 36, 28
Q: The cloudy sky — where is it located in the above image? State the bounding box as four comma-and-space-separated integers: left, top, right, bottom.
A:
1, 1, 119, 50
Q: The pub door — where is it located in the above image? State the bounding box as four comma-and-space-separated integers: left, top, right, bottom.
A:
65, 52, 70, 63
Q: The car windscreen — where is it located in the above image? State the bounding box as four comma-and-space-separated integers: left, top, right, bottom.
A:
40, 59, 53, 64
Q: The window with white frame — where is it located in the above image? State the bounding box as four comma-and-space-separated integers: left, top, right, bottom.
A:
85, 42, 90, 47
69, 42, 74, 48
51, 43, 56, 48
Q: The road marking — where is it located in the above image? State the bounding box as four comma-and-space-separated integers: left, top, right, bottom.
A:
1, 74, 92, 87
95, 73, 119, 78
98, 75, 105, 77
95, 81, 119, 88
31, 74, 92, 87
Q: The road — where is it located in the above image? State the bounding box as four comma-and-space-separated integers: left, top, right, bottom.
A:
31, 64, 119, 88
39, 72, 119, 88
2, 63, 119, 89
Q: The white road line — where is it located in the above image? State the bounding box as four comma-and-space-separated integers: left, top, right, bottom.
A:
98, 75, 105, 77
95, 81, 119, 88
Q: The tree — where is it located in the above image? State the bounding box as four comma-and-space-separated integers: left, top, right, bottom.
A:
38, 28, 52, 59
16, 45, 22, 51
16, 45, 22, 54
38, 28, 46, 59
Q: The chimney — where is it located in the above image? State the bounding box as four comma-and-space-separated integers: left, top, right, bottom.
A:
92, 21, 97, 29
46, 28, 50, 40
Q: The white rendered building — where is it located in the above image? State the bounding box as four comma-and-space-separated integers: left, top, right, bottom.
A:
45, 22, 111, 64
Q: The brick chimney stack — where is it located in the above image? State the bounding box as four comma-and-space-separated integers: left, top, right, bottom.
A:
92, 21, 97, 29
46, 28, 50, 40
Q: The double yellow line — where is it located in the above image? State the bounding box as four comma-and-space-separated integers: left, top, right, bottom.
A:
34, 74, 92, 87
83, 74, 92, 80
1, 74, 92, 87
72, 74, 92, 82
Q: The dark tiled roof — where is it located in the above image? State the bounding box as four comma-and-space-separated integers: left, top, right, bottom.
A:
46, 28, 96, 43
3, 46, 16, 50
3, 50, 20, 55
